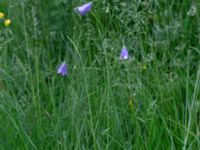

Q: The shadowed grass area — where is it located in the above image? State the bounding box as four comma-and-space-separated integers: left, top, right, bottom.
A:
0, 0, 200, 149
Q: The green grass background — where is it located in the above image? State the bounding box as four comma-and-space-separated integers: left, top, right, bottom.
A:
0, 0, 200, 149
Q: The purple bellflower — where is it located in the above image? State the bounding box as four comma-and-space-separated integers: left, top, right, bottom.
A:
120, 47, 129, 60
74, 2, 92, 16
57, 62, 67, 76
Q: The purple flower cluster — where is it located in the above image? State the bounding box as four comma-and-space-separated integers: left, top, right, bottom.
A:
57, 2, 129, 76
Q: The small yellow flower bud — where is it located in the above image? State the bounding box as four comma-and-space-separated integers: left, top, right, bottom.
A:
129, 99, 135, 112
0, 12, 5, 19
142, 64, 147, 70
4, 19, 11, 27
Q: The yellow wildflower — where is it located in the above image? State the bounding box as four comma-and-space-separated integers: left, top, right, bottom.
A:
4, 19, 11, 27
0, 12, 5, 19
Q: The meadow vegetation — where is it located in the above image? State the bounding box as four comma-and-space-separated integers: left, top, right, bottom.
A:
0, 0, 200, 149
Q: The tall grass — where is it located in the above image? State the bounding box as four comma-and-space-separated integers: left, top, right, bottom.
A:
0, 0, 200, 149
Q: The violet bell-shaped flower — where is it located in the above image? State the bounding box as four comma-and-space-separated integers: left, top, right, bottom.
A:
120, 47, 129, 60
74, 2, 93, 16
57, 62, 67, 76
